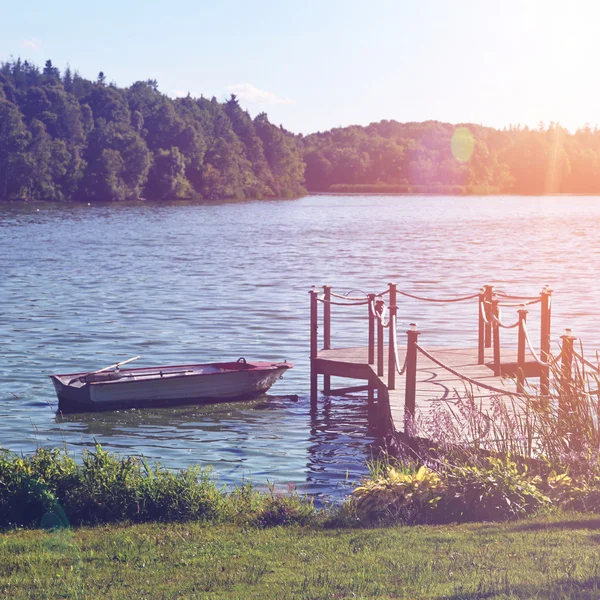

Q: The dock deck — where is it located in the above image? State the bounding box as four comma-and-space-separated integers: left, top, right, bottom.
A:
316, 345, 522, 432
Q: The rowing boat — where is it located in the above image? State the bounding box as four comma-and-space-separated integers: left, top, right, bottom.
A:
49, 357, 292, 412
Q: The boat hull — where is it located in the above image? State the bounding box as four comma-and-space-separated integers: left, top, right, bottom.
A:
50, 360, 292, 413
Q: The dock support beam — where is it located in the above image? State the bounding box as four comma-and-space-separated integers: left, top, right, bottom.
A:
492, 296, 501, 376
376, 299, 384, 377
540, 286, 552, 396
478, 288, 485, 364
484, 285, 493, 348
323, 285, 331, 395
517, 306, 528, 392
559, 329, 576, 426
367, 294, 375, 365
387, 283, 397, 390
309, 288, 318, 411
404, 323, 420, 436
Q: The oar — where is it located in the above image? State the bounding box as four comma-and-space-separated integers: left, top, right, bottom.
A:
94, 356, 141, 374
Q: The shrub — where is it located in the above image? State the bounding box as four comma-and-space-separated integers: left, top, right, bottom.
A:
0, 444, 319, 531
352, 464, 444, 525
440, 457, 550, 522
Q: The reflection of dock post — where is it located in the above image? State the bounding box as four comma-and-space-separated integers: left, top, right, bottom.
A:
517, 306, 528, 392
404, 323, 420, 435
323, 285, 331, 395
309, 288, 318, 411
540, 286, 552, 396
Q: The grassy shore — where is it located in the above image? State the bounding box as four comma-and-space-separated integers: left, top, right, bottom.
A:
2, 511, 600, 599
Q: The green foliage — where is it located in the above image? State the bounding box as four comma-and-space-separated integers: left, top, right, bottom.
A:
353, 464, 444, 524
441, 456, 550, 522
0, 59, 305, 202
0, 444, 317, 531
303, 119, 600, 195
350, 456, 551, 525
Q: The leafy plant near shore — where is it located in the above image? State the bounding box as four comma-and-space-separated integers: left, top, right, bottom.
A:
349, 348, 600, 525
350, 456, 550, 525
0, 444, 316, 530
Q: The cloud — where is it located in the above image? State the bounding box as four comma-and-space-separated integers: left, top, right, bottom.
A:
225, 83, 292, 105
22, 38, 41, 50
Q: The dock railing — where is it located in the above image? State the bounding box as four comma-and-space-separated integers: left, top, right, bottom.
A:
309, 283, 589, 434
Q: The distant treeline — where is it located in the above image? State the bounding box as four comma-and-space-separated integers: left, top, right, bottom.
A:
2, 58, 600, 202
0, 59, 305, 202
303, 120, 600, 195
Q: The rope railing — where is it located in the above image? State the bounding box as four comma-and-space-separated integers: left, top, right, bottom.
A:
521, 321, 563, 368
369, 300, 391, 328
316, 295, 370, 306
479, 300, 490, 325
573, 350, 600, 374
487, 305, 520, 329
330, 290, 373, 301
415, 344, 526, 397
397, 290, 480, 303
495, 291, 543, 301
390, 314, 408, 376
496, 298, 543, 307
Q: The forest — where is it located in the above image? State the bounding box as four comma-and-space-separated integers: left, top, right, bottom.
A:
1, 58, 600, 201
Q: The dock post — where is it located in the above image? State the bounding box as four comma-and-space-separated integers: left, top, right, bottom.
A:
309, 288, 318, 411
388, 283, 397, 391
559, 328, 576, 426
368, 294, 375, 365
492, 296, 501, 377
517, 306, 528, 392
323, 285, 331, 395
404, 323, 420, 436
376, 299, 384, 377
540, 286, 552, 396
477, 288, 485, 364
484, 285, 493, 348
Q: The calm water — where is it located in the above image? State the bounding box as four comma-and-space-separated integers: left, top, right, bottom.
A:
2, 195, 600, 498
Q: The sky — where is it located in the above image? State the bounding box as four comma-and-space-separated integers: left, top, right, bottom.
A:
2, 0, 599, 134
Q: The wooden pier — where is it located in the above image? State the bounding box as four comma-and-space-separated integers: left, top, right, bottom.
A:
309, 283, 578, 435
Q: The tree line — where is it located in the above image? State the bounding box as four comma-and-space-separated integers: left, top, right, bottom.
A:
302, 120, 600, 195
2, 58, 600, 201
0, 59, 305, 202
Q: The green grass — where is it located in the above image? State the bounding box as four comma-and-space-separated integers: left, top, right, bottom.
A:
2, 511, 600, 599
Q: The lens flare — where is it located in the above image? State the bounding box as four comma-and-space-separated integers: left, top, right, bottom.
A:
451, 127, 475, 162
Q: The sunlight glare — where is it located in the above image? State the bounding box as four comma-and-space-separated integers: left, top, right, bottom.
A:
451, 127, 475, 162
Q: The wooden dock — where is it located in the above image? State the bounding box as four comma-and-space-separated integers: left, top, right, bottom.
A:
315, 345, 523, 433
309, 283, 569, 435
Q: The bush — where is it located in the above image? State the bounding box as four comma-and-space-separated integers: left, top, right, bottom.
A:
352, 464, 444, 525
0, 444, 319, 531
440, 457, 550, 522
349, 456, 550, 525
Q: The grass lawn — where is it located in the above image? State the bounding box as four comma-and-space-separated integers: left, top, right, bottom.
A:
2, 511, 600, 599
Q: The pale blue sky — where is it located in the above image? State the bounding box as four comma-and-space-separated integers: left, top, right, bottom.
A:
3, 0, 599, 134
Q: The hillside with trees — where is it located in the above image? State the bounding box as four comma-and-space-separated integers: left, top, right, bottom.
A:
301, 120, 599, 195
0, 59, 305, 202
2, 58, 600, 201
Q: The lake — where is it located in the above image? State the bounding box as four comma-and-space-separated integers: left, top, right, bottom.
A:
2, 194, 600, 498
